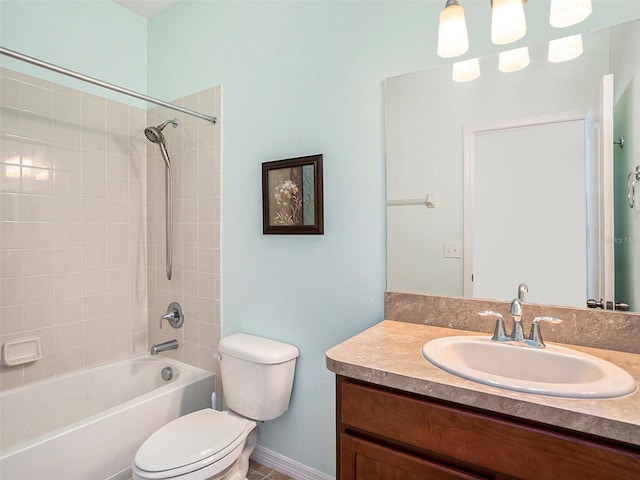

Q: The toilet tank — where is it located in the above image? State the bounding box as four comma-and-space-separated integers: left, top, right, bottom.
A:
218, 333, 299, 421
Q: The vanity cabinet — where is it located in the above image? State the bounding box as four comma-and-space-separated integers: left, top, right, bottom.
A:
336, 376, 640, 480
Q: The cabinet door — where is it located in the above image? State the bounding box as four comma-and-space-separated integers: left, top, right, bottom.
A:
340, 434, 487, 480
338, 378, 640, 480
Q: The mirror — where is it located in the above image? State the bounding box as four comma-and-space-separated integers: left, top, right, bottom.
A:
385, 19, 639, 312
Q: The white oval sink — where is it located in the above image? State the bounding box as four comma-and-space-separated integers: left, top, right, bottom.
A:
422, 336, 637, 398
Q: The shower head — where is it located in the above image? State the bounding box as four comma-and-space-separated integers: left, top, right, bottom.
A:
144, 126, 163, 144
144, 118, 178, 144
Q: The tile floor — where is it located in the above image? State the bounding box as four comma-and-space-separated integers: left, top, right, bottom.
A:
248, 459, 294, 480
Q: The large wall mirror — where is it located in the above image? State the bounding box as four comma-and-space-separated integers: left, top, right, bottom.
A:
385, 19, 639, 312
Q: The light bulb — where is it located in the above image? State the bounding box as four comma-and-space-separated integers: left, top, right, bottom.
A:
548, 34, 583, 63
491, 0, 527, 45
498, 47, 530, 73
452, 58, 481, 82
437, 0, 469, 58
550, 0, 592, 28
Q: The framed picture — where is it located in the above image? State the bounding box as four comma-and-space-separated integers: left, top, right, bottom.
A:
262, 154, 324, 235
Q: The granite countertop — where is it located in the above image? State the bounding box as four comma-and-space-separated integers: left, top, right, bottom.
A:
326, 320, 640, 447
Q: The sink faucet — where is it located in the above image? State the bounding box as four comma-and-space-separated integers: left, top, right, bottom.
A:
509, 283, 528, 342
479, 284, 563, 348
150, 339, 179, 355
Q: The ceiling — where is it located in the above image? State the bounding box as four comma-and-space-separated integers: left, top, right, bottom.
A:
112, 0, 178, 18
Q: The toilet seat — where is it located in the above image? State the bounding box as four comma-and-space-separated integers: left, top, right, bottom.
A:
132, 409, 256, 480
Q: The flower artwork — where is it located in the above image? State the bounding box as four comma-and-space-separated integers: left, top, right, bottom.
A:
274, 179, 303, 225
262, 155, 324, 234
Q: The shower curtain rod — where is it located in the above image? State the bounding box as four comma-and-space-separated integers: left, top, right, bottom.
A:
0, 46, 217, 124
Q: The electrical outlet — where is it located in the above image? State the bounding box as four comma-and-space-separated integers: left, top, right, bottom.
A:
444, 241, 462, 258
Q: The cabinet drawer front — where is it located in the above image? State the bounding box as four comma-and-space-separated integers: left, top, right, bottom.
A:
340, 379, 640, 480
341, 434, 487, 480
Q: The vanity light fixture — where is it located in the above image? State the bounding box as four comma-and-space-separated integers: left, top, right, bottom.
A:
548, 34, 584, 62
498, 46, 530, 72
550, 0, 592, 28
437, 0, 592, 58
452, 57, 481, 82
437, 0, 469, 58
491, 0, 527, 45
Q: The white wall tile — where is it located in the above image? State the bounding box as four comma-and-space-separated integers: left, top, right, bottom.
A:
22, 249, 54, 276
0, 107, 20, 137
53, 92, 81, 123
0, 63, 151, 388
0, 193, 21, 221
54, 297, 83, 325
0, 250, 22, 277
53, 120, 82, 148
55, 321, 83, 349
22, 300, 54, 330
21, 112, 52, 143
55, 248, 82, 274
54, 222, 81, 248
22, 222, 54, 248
0, 305, 24, 334
0, 75, 20, 109
54, 272, 83, 299
54, 170, 82, 197
0, 68, 219, 389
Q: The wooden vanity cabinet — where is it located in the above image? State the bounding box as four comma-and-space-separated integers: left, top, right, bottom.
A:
336, 376, 640, 480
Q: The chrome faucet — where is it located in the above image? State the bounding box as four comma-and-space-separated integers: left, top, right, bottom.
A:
479, 283, 563, 348
150, 339, 179, 355
509, 283, 528, 342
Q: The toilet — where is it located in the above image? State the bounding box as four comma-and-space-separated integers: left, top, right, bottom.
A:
132, 333, 299, 480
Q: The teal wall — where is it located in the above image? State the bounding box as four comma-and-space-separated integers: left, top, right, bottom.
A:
0, 0, 147, 101
147, 2, 640, 475
3, 0, 640, 477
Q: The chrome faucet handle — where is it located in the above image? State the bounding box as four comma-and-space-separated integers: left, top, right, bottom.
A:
527, 316, 563, 348
159, 302, 184, 329
479, 310, 509, 342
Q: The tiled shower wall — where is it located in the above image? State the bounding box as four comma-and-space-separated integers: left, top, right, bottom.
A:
146, 89, 222, 373
0, 67, 222, 390
0, 68, 148, 389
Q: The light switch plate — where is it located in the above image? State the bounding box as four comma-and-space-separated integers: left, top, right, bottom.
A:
444, 241, 462, 258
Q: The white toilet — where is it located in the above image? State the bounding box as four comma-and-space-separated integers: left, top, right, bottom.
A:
132, 333, 299, 480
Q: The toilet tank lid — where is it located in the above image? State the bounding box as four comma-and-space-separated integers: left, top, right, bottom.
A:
218, 333, 299, 364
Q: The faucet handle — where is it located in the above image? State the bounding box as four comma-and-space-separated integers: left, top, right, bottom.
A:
528, 316, 563, 348
159, 302, 185, 330
479, 310, 509, 342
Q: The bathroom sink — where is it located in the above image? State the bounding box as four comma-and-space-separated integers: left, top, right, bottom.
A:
422, 336, 637, 398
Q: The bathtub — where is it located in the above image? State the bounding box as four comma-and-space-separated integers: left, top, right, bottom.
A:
0, 355, 215, 480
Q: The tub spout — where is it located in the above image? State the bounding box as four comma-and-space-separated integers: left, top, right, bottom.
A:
150, 339, 178, 355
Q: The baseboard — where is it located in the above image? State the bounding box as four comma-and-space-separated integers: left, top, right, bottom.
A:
251, 445, 335, 480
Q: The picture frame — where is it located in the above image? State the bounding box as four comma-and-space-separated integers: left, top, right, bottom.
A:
262, 154, 324, 235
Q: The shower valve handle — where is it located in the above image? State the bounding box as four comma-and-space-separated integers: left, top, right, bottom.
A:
160, 302, 184, 329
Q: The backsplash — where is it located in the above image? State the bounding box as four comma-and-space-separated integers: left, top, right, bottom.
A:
385, 291, 640, 354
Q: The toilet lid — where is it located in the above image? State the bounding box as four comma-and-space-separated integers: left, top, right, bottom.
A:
134, 409, 254, 473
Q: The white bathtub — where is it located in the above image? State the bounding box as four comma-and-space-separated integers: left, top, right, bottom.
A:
0, 355, 215, 480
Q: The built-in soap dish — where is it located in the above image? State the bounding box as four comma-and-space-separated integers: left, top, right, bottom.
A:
2, 337, 43, 366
